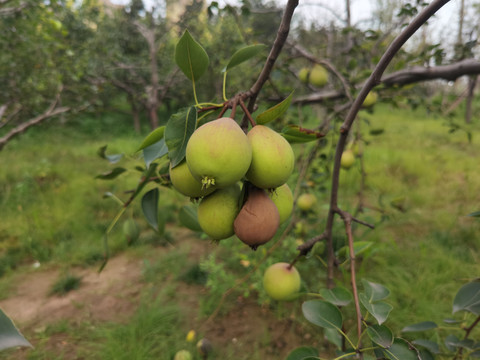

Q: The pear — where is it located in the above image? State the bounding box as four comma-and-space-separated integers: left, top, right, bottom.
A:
169, 160, 216, 198
174, 350, 192, 360
234, 186, 280, 250
362, 91, 378, 108
268, 183, 293, 224
197, 184, 241, 240
186, 117, 252, 189
246, 125, 295, 189
297, 193, 317, 211
309, 64, 328, 87
298, 67, 310, 84
263, 262, 301, 301
340, 149, 355, 169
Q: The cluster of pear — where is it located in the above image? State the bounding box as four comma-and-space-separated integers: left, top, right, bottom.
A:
169, 117, 295, 250
298, 64, 328, 87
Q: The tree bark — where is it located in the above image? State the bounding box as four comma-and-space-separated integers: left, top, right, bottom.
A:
465, 75, 477, 124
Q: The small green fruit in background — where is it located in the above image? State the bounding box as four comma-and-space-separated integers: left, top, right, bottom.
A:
234, 187, 280, 250
169, 161, 216, 198
297, 193, 317, 211
362, 91, 378, 108
263, 262, 301, 301
269, 183, 293, 223
352, 142, 363, 156
309, 64, 328, 87
246, 125, 295, 189
123, 218, 140, 243
186, 117, 252, 189
174, 350, 192, 360
197, 185, 241, 240
340, 149, 355, 169
298, 67, 310, 83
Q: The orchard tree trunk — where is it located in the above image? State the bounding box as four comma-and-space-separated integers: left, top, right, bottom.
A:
465, 75, 477, 124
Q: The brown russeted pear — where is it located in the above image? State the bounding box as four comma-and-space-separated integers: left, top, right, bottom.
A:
186, 117, 252, 189
234, 186, 280, 250
246, 125, 295, 189
169, 160, 216, 198
268, 183, 293, 224
197, 184, 241, 240
263, 262, 301, 301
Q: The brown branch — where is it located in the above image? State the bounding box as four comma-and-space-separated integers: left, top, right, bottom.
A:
244, 0, 298, 115
324, 0, 452, 288
0, 94, 70, 151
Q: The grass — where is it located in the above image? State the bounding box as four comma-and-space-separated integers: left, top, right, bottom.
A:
49, 273, 82, 296
1, 105, 480, 358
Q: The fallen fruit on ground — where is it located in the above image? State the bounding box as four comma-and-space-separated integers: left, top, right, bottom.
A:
297, 193, 317, 211
197, 338, 213, 358
340, 149, 355, 169
169, 160, 216, 198
174, 350, 192, 360
309, 64, 328, 87
263, 262, 301, 301
186, 117, 252, 188
269, 183, 294, 223
197, 184, 241, 240
234, 186, 280, 249
246, 125, 295, 189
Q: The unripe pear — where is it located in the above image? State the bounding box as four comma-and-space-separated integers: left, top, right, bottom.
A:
169, 160, 216, 198
340, 150, 355, 169
298, 67, 310, 84
123, 218, 140, 243
174, 350, 192, 360
186, 117, 252, 188
246, 125, 295, 189
362, 91, 378, 108
297, 193, 317, 211
268, 183, 293, 224
309, 64, 328, 87
197, 185, 241, 240
263, 262, 301, 301
234, 187, 280, 250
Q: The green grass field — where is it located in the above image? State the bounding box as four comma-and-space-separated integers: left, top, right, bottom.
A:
0, 104, 479, 359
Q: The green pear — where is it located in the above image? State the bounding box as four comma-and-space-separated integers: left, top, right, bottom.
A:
123, 218, 139, 243
309, 64, 328, 87
297, 193, 317, 211
246, 125, 295, 189
174, 350, 192, 360
298, 67, 310, 84
263, 262, 301, 301
340, 150, 355, 169
186, 117, 252, 189
197, 185, 241, 240
268, 183, 293, 223
169, 160, 216, 198
362, 91, 378, 108
234, 187, 280, 250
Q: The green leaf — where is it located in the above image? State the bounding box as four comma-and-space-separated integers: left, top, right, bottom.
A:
412, 339, 440, 354
324, 328, 342, 348
141, 188, 159, 231
359, 293, 392, 325
443, 318, 461, 324
175, 29, 209, 81
319, 286, 353, 307
179, 205, 202, 232
285, 346, 319, 360
367, 324, 394, 348
95, 167, 127, 180
302, 300, 343, 330
0, 308, 32, 351
130, 163, 158, 200
281, 125, 324, 143
336, 241, 374, 258
97, 145, 123, 164
401, 321, 437, 332
383, 338, 418, 360
165, 106, 197, 168
362, 279, 390, 302
136, 126, 166, 152
468, 211, 480, 217
453, 280, 480, 315
143, 138, 168, 168
224, 44, 266, 72
445, 334, 461, 352
256, 90, 294, 125
418, 348, 435, 360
